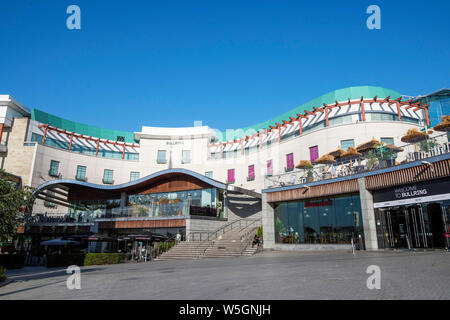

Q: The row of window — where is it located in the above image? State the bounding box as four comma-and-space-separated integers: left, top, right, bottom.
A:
222, 137, 396, 183
47, 136, 395, 186
157, 150, 191, 164
32, 133, 139, 161
48, 160, 140, 184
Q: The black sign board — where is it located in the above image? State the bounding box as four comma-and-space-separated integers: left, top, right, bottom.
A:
373, 178, 450, 208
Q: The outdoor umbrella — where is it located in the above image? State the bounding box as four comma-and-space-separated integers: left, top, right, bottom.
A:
40, 238, 80, 246
83, 234, 116, 242
356, 137, 380, 153
313, 154, 336, 164
383, 144, 404, 153
328, 147, 345, 159
434, 115, 450, 132
401, 128, 429, 143
295, 160, 313, 169
340, 147, 362, 160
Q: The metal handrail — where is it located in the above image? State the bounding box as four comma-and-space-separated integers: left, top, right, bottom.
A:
264, 132, 450, 189
239, 220, 262, 254
187, 217, 261, 241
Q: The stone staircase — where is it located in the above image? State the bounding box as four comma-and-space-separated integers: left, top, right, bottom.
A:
155, 241, 212, 261
156, 219, 261, 261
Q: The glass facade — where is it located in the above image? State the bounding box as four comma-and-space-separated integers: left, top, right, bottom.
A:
31, 133, 139, 160
68, 188, 226, 220
274, 194, 363, 244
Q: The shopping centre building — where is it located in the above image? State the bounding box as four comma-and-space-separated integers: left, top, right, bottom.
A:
0, 85, 449, 252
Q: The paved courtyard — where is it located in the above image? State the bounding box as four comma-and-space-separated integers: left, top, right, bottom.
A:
0, 250, 449, 300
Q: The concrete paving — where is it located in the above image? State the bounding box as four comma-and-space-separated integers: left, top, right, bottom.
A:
0, 250, 449, 300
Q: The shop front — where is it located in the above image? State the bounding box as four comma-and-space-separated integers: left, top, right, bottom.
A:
274, 193, 364, 246
373, 178, 450, 249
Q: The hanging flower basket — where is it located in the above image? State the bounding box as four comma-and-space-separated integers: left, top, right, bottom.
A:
401, 128, 429, 143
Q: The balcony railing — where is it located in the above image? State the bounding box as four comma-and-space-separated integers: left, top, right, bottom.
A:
264, 133, 450, 189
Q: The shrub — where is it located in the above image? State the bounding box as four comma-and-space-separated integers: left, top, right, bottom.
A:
0, 254, 26, 269
0, 266, 6, 282
157, 241, 176, 255
84, 253, 123, 266
257, 226, 263, 237
46, 253, 86, 268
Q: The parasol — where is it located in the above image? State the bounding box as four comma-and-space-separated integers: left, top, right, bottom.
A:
401, 128, 429, 143
383, 144, 404, 153
356, 137, 381, 153
328, 147, 345, 159
434, 116, 450, 132
313, 154, 336, 164
340, 147, 362, 160
295, 160, 313, 169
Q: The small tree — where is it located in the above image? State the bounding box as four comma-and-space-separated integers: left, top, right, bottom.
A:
0, 171, 35, 243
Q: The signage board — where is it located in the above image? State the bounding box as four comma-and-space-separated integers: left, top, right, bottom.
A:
373, 178, 450, 208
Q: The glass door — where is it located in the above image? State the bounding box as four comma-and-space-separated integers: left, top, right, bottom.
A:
442, 205, 450, 249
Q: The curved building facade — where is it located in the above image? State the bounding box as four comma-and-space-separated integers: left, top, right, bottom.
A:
0, 86, 432, 215
3, 86, 449, 253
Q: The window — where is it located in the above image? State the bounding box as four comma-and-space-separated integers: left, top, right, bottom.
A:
157, 150, 167, 164
103, 169, 114, 184
248, 165, 255, 181
328, 115, 352, 127
266, 160, 273, 176
227, 169, 235, 183
130, 171, 140, 181
205, 171, 213, 178
370, 113, 395, 122
182, 150, 191, 164
49, 160, 60, 177
309, 146, 319, 162
285, 153, 294, 172
340, 139, 355, 151
380, 137, 394, 145
75, 165, 87, 181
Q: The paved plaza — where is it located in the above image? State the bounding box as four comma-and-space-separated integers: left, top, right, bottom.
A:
0, 250, 449, 300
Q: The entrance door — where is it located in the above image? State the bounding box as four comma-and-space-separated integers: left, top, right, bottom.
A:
442, 205, 450, 249
405, 206, 429, 248
427, 203, 446, 248
389, 207, 409, 248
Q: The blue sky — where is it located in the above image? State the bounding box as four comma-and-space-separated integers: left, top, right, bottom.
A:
0, 0, 449, 133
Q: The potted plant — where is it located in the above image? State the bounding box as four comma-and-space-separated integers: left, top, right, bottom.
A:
419, 137, 437, 154
366, 150, 379, 170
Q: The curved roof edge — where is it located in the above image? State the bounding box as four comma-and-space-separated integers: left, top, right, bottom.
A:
31, 109, 138, 143
220, 86, 402, 141
34, 168, 229, 195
